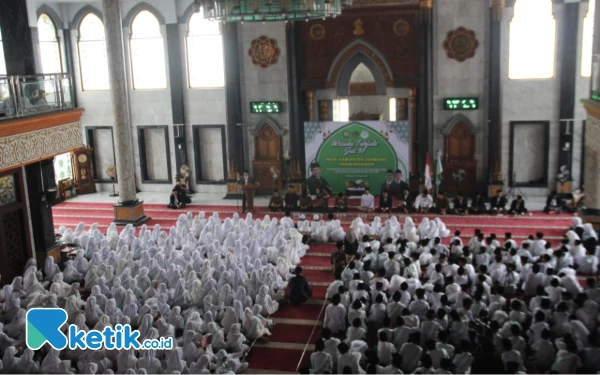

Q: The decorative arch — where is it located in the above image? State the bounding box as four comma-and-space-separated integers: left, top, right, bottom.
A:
327, 40, 393, 94
250, 116, 287, 136
439, 113, 479, 136
123, 2, 166, 28
71, 5, 103, 30
37, 4, 63, 29
179, 2, 201, 25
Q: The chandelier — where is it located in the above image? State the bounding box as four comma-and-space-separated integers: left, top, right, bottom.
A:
196, 0, 345, 22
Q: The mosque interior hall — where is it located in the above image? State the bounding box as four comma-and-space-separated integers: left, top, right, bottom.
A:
1, 0, 600, 373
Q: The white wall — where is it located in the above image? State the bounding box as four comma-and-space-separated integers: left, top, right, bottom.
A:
501, 3, 560, 197
432, 0, 488, 189
29, 0, 229, 194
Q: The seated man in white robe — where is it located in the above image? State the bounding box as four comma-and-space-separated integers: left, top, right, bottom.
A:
414, 189, 434, 213
358, 188, 375, 212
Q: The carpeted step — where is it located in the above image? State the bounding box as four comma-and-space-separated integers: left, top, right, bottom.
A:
271, 303, 325, 321
299, 256, 332, 267
268, 323, 322, 344
302, 268, 335, 283
246, 347, 305, 373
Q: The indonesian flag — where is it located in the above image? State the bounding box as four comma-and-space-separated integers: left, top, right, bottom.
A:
424, 152, 432, 190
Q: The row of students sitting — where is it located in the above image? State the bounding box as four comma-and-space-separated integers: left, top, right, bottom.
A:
269, 186, 529, 216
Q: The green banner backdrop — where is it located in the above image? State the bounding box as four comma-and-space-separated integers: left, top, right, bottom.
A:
304, 121, 410, 195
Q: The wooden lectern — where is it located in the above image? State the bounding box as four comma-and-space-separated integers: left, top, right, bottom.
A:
241, 183, 260, 213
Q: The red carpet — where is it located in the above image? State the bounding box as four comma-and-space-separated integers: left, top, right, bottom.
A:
247, 347, 305, 372
269, 324, 322, 344
51, 200, 577, 373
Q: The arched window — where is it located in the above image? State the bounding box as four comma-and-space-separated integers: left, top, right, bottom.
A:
509, 0, 556, 79
130, 10, 166, 90
38, 13, 63, 73
78, 13, 109, 90
0, 29, 6, 75
187, 8, 224, 88
582, 0, 595, 77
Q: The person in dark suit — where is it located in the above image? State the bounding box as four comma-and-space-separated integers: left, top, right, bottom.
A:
379, 190, 393, 213
452, 192, 468, 215
237, 170, 256, 213
470, 192, 486, 214
544, 191, 562, 213
489, 190, 507, 214
380, 169, 397, 197
392, 170, 409, 198
168, 189, 184, 209
508, 195, 527, 216
397, 188, 411, 213
284, 185, 299, 210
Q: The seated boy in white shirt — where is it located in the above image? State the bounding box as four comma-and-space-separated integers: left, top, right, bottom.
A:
358, 188, 375, 212
414, 189, 434, 213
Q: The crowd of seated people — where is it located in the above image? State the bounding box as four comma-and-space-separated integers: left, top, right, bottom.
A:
267, 185, 538, 217
308, 214, 600, 374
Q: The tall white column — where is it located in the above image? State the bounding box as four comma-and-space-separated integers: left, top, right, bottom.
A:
102, 0, 136, 203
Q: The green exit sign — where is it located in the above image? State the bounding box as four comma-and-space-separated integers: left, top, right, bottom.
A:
250, 101, 282, 114
443, 97, 479, 110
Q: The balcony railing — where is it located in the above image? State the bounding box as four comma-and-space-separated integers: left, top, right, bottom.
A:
0, 73, 74, 120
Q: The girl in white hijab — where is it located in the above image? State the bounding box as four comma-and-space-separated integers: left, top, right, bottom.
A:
242, 307, 271, 340
74, 314, 89, 333
208, 322, 228, 352
185, 311, 204, 333
94, 315, 112, 333
157, 318, 176, 343
40, 348, 62, 374
2, 346, 18, 372
435, 217, 451, 238
137, 350, 162, 374
44, 255, 60, 282
4, 308, 25, 339
221, 306, 239, 335
226, 323, 248, 354
104, 299, 124, 325
182, 330, 201, 364
168, 306, 185, 331
189, 354, 212, 374
63, 260, 84, 283
85, 296, 103, 327
166, 347, 188, 373
116, 348, 138, 374
255, 285, 279, 316
13, 348, 39, 373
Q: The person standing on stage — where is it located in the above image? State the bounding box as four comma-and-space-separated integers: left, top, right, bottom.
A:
380, 170, 397, 197
237, 170, 256, 214
392, 169, 410, 198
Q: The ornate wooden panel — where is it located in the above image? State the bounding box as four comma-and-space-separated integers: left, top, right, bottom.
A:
445, 122, 475, 161
252, 124, 283, 192
443, 122, 476, 194
300, 6, 419, 89
0, 168, 31, 285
